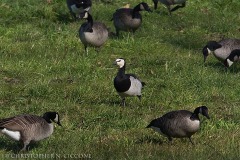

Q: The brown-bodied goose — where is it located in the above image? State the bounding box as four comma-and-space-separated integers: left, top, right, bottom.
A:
147, 106, 210, 144
112, 2, 152, 37
113, 58, 145, 107
79, 11, 109, 55
203, 39, 240, 64
153, 0, 187, 14
0, 112, 61, 151
66, 0, 92, 20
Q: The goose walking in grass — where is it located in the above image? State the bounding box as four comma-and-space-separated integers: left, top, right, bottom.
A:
112, 2, 152, 37
79, 11, 109, 55
0, 112, 61, 151
147, 106, 210, 144
153, 0, 187, 14
66, 0, 92, 20
203, 39, 240, 64
224, 49, 240, 67
113, 58, 145, 107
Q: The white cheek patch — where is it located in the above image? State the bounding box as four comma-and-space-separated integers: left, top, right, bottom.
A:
1, 128, 21, 141
207, 48, 212, 54
227, 59, 234, 67
54, 114, 59, 123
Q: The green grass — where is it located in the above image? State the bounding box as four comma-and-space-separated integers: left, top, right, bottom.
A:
0, 0, 240, 159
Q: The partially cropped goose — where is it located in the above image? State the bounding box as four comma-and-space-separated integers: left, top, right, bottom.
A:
79, 11, 109, 55
113, 58, 145, 107
147, 106, 210, 144
112, 2, 152, 37
153, 0, 187, 14
0, 112, 61, 151
66, 0, 92, 19
224, 49, 240, 67
203, 39, 240, 64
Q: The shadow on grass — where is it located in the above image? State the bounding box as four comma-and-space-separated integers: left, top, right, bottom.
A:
204, 62, 240, 73
56, 13, 75, 24
0, 138, 40, 153
136, 136, 164, 145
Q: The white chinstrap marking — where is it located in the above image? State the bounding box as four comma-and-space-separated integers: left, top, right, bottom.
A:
227, 59, 234, 67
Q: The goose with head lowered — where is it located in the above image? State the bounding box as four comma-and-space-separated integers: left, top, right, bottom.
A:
0, 112, 62, 151
112, 2, 152, 37
203, 38, 240, 64
113, 58, 145, 107
79, 11, 109, 55
146, 106, 210, 144
152, 0, 187, 15
224, 49, 240, 68
66, 0, 92, 20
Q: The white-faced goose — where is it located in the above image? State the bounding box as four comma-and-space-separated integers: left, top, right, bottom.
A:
112, 2, 152, 37
79, 11, 109, 55
113, 58, 145, 107
0, 112, 61, 151
147, 106, 210, 144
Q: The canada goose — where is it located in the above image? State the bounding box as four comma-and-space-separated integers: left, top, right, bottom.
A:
113, 58, 145, 107
224, 49, 240, 67
0, 112, 61, 151
146, 106, 210, 144
203, 39, 240, 64
79, 11, 109, 55
112, 2, 152, 37
153, 0, 187, 14
66, 0, 92, 19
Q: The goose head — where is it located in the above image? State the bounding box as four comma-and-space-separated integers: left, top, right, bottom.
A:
113, 58, 125, 68
203, 41, 222, 62
193, 106, 210, 119
224, 49, 240, 67
43, 112, 62, 126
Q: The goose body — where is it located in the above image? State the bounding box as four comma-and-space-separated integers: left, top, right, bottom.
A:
0, 112, 61, 151
147, 106, 210, 144
224, 49, 240, 67
203, 39, 240, 63
66, 0, 92, 19
113, 58, 145, 106
79, 11, 109, 54
112, 2, 152, 37
153, 0, 187, 14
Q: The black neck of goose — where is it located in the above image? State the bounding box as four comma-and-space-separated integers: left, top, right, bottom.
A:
132, 5, 141, 18
117, 65, 126, 77
43, 115, 52, 124
190, 108, 200, 120
87, 14, 93, 28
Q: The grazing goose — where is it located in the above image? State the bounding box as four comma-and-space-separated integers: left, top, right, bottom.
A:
224, 49, 240, 67
203, 39, 240, 64
0, 112, 61, 151
112, 2, 152, 37
146, 106, 210, 144
153, 0, 187, 14
113, 58, 145, 107
66, 0, 92, 20
79, 11, 109, 55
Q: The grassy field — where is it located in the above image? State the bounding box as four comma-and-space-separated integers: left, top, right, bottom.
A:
0, 0, 240, 159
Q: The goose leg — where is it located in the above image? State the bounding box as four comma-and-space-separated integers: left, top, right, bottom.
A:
121, 98, 126, 107
20, 141, 30, 152
153, 0, 158, 10
116, 29, 120, 37
188, 137, 194, 145
85, 46, 88, 55
137, 95, 142, 101
171, 2, 186, 12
